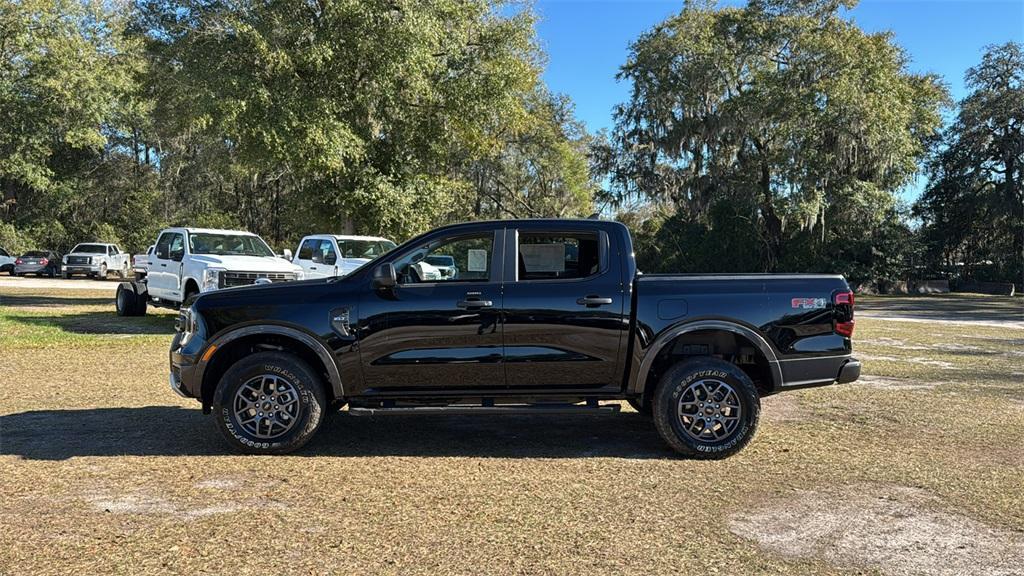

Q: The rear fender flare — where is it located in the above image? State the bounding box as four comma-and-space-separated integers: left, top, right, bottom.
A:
632, 320, 782, 395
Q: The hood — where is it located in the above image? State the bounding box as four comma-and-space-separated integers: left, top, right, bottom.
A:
191, 254, 302, 273
339, 257, 371, 273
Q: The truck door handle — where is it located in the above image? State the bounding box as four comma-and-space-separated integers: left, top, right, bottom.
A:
457, 292, 493, 309
309, 266, 317, 270
160, 263, 167, 267
577, 296, 613, 307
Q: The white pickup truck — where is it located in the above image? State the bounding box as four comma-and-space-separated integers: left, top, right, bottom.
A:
62, 242, 131, 279
115, 227, 303, 316
133, 245, 154, 280
292, 234, 397, 279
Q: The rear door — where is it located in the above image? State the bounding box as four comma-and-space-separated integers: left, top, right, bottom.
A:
501, 226, 627, 391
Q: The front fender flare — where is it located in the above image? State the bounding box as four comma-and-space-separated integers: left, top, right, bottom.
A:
630, 319, 782, 395
199, 324, 344, 400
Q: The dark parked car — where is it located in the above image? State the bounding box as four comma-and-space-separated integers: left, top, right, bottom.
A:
14, 250, 61, 277
167, 219, 859, 457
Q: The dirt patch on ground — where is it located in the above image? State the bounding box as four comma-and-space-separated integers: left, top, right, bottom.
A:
760, 394, 814, 424
855, 375, 941, 391
860, 353, 961, 370
83, 487, 285, 520
729, 484, 1024, 576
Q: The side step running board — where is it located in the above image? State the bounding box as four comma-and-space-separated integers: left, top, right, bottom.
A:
348, 403, 621, 417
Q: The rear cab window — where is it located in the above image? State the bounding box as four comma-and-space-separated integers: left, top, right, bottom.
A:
516, 232, 603, 281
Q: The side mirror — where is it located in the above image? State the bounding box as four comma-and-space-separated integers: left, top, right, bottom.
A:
372, 263, 397, 289
282, 248, 293, 261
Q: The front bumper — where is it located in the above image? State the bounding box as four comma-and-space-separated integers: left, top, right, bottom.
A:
65, 265, 103, 274
169, 330, 203, 400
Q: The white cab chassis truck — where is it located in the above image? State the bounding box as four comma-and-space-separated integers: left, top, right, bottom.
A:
115, 227, 303, 316
292, 234, 397, 279
62, 243, 131, 279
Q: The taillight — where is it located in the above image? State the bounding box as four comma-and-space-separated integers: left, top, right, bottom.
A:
14, 258, 22, 265
38, 258, 48, 266
834, 290, 855, 337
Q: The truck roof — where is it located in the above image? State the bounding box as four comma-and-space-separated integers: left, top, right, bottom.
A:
302, 234, 393, 242
163, 227, 258, 236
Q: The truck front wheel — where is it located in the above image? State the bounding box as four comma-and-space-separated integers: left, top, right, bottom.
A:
212, 352, 327, 455
652, 358, 760, 459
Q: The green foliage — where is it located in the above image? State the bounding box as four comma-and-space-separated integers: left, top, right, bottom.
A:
915, 42, 1023, 284
1, 0, 592, 253
0, 222, 33, 254
600, 0, 949, 282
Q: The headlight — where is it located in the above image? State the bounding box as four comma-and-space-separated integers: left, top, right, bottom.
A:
177, 306, 201, 345
294, 269, 304, 281
89, 256, 96, 264
202, 268, 225, 292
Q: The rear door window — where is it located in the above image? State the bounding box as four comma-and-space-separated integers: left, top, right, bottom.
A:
517, 232, 602, 281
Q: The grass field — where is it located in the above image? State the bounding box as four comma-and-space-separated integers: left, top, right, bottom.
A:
1, 289, 1022, 575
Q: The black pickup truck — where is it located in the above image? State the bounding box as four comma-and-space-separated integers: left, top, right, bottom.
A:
170, 219, 859, 458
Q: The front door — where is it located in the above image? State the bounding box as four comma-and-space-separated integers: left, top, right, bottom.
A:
149, 232, 184, 300
501, 227, 626, 391
356, 230, 505, 393
297, 238, 338, 279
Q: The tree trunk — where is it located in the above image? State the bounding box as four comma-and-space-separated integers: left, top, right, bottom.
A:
759, 162, 783, 271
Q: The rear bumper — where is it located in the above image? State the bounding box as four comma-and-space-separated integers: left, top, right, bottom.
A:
836, 359, 861, 383
778, 355, 860, 390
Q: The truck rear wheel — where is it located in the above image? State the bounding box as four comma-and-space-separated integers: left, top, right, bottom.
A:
116, 281, 147, 316
212, 352, 327, 455
652, 358, 760, 459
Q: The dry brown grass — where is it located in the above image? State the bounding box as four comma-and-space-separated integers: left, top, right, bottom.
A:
1, 288, 1022, 575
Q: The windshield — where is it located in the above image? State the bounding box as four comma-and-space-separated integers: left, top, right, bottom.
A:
189, 233, 275, 257
425, 255, 455, 267
72, 244, 106, 254
337, 239, 397, 259
23, 251, 47, 257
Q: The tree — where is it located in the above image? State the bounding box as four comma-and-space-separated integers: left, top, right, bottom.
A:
465, 87, 596, 220
598, 0, 948, 281
916, 42, 1023, 284
0, 0, 144, 249
134, 0, 548, 242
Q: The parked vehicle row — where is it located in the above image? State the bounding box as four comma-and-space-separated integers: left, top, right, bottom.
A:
117, 229, 401, 316
1, 243, 131, 279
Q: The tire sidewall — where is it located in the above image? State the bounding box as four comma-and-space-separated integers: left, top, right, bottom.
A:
213, 352, 326, 454
115, 285, 130, 316
654, 359, 760, 458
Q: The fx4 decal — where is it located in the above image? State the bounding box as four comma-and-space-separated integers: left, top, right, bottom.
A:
791, 297, 827, 309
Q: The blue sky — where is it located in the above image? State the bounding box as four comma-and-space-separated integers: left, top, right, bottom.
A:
536, 0, 1024, 132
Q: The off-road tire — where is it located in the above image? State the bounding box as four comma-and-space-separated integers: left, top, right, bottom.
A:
212, 352, 327, 455
652, 358, 760, 459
